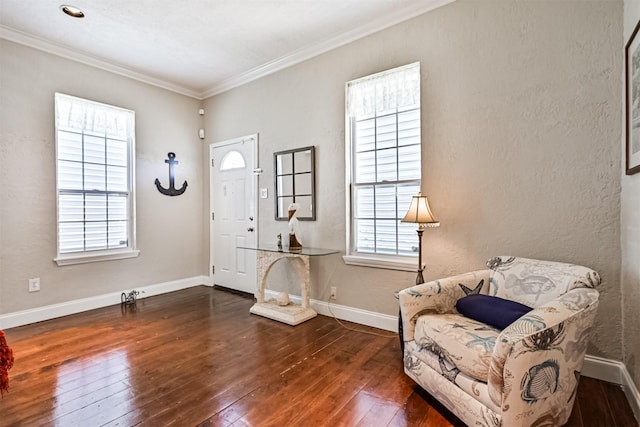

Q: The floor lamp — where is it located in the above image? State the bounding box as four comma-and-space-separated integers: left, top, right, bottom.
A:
401, 193, 440, 284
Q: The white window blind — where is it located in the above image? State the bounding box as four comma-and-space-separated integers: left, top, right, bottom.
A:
55, 93, 136, 259
346, 63, 421, 261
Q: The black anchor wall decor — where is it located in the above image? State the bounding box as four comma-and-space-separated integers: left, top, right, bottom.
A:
155, 152, 188, 196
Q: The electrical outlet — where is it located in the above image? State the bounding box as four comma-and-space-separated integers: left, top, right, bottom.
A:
330, 286, 337, 300
28, 278, 41, 292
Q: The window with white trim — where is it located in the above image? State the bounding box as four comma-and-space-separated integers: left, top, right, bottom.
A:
344, 63, 421, 269
54, 93, 138, 265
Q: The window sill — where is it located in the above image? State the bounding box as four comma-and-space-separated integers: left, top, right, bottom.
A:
342, 254, 417, 272
55, 249, 140, 266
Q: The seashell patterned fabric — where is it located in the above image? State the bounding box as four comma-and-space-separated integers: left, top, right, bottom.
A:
398, 269, 490, 343
414, 313, 500, 382
486, 256, 601, 308
398, 257, 600, 427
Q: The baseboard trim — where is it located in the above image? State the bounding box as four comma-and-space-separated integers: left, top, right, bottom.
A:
263, 290, 398, 332
0, 275, 209, 330
622, 364, 640, 424
264, 290, 639, 421
311, 300, 398, 332
583, 355, 640, 422
622, 361, 640, 423
582, 355, 625, 383
3, 282, 638, 423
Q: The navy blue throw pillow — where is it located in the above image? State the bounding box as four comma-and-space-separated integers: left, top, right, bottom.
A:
455, 294, 533, 330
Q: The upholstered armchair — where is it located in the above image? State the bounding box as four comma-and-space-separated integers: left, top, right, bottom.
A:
398, 256, 600, 427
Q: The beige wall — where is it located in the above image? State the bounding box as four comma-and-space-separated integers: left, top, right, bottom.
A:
0, 1, 628, 371
204, 0, 623, 360
622, 0, 640, 395
0, 40, 205, 314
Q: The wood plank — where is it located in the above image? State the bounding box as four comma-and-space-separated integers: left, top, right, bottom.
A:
565, 394, 583, 427
576, 376, 616, 426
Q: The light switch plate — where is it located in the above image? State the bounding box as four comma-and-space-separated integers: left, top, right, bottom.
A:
260, 188, 268, 199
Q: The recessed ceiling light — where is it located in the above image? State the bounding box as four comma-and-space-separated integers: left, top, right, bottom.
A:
60, 5, 85, 18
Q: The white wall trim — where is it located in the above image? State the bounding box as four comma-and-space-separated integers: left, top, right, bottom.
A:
621, 362, 640, 423
264, 289, 639, 421
1, 1, 455, 100
201, 0, 455, 98
263, 289, 398, 332
342, 254, 416, 272
311, 300, 398, 332
583, 355, 640, 422
0, 275, 209, 330
3, 282, 637, 422
0, 24, 201, 100
582, 354, 625, 384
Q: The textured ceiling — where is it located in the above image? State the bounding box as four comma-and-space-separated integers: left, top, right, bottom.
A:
0, 0, 452, 98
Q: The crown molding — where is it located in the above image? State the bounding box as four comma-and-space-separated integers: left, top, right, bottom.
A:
1, 0, 455, 100
0, 24, 202, 99
202, 0, 455, 98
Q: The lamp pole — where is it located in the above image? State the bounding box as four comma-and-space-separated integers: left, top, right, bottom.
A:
416, 226, 424, 284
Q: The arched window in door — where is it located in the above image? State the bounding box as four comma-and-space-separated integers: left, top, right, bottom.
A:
220, 150, 246, 170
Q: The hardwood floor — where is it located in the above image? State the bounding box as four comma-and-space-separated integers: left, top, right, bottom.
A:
1, 286, 636, 426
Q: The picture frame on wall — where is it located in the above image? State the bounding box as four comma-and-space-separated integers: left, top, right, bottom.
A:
626, 19, 640, 175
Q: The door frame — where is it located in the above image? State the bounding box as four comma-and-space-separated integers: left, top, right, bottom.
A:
209, 133, 259, 289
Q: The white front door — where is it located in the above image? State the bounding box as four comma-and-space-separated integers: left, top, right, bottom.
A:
210, 135, 258, 294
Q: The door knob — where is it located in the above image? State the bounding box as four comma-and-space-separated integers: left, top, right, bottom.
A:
247, 227, 254, 232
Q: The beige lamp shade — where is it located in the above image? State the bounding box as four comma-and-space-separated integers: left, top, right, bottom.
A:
401, 193, 440, 228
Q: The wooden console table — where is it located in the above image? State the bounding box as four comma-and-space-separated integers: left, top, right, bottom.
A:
238, 245, 338, 325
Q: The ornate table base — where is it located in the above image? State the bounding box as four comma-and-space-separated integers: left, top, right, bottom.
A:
250, 249, 315, 325
250, 301, 317, 325
239, 245, 338, 326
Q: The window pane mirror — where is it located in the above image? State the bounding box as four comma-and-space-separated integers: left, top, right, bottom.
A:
274, 146, 315, 221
